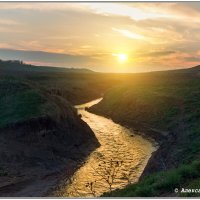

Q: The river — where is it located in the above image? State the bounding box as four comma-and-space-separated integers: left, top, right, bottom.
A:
63, 98, 157, 197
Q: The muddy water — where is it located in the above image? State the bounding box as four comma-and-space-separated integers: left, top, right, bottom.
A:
64, 98, 157, 197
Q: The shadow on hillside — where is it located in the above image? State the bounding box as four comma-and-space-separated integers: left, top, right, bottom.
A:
0, 115, 100, 197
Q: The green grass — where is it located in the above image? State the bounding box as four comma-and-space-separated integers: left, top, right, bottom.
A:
0, 78, 58, 128
90, 73, 200, 165
104, 161, 200, 197
99, 82, 195, 128
1, 64, 129, 105
0, 168, 8, 176
88, 71, 200, 197
1, 61, 200, 197
180, 178, 200, 197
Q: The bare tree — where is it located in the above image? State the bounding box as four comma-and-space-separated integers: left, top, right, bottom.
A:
90, 158, 124, 192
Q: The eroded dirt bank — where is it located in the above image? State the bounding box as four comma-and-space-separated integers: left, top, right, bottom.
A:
54, 99, 157, 197
0, 99, 99, 197
87, 106, 174, 179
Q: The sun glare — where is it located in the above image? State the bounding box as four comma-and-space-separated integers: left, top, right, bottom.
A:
118, 54, 128, 62
112, 53, 128, 63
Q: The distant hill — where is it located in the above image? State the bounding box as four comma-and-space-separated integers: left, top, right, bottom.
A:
165, 65, 200, 74
185, 65, 200, 72
0, 59, 94, 74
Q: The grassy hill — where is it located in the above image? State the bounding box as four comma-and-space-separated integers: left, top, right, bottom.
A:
0, 76, 100, 196
1, 59, 200, 197
89, 68, 200, 197
0, 59, 127, 105
103, 160, 200, 197
0, 59, 93, 73
0, 78, 51, 128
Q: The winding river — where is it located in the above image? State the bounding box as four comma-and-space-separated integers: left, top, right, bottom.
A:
64, 98, 157, 197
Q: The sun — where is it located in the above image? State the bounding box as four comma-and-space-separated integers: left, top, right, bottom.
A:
118, 54, 128, 62
112, 53, 128, 63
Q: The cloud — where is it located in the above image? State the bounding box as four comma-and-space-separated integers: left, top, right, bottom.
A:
138, 50, 176, 57
0, 48, 94, 66
127, 2, 200, 22
0, 3, 87, 12
185, 56, 200, 62
86, 3, 172, 21
0, 2, 200, 72
0, 43, 14, 49
0, 19, 19, 25
0, 18, 21, 33
0, 5, 135, 55
112, 28, 144, 40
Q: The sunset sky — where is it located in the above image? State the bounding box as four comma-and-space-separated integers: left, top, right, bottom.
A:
0, 2, 200, 72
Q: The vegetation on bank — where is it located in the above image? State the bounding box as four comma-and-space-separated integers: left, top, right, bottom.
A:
89, 68, 200, 197
1, 59, 200, 197
0, 78, 48, 128
90, 71, 200, 166
0, 67, 100, 196
103, 160, 200, 197
0, 59, 127, 105
0, 77, 80, 129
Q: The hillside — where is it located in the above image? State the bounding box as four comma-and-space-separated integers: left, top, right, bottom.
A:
0, 77, 100, 196
185, 65, 200, 72
0, 59, 132, 105
89, 68, 200, 197
1, 59, 200, 197
104, 160, 200, 197
167, 65, 200, 74
0, 59, 93, 74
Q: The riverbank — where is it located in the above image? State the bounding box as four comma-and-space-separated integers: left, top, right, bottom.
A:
0, 78, 100, 197
88, 103, 173, 176
52, 98, 156, 197
88, 70, 200, 197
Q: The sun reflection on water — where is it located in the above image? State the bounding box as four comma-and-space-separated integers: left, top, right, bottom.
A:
63, 98, 157, 197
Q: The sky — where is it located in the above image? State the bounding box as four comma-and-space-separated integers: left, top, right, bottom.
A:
0, 2, 200, 72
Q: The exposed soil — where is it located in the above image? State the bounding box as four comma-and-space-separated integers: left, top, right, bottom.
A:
0, 112, 100, 197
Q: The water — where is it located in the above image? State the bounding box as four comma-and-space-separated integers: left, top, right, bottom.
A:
64, 98, 157, 197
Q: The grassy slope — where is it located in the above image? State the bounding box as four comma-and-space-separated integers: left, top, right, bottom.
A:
0, 76, 100, 183
104, 160, 200, 197
1, 60, 128, 105
25, 72, 134, 105
0, 77, 58, 128
1, 60, 200, 196
89, 70, 200, 197
0, 61, 103, 196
